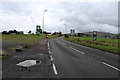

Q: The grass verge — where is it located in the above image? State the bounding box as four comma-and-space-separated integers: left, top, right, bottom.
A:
64, 36, 119, 54
0, 50, 10, 58
1, 34, 58, 44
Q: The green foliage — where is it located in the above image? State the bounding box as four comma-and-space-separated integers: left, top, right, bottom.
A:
2, 34, 59, 44
0, 51, 10, 58
64, 36, 119, 54
64, 34, 69, 38
2, 34, 45, 44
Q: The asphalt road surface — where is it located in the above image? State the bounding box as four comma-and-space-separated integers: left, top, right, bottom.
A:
2, 37, 119, 79
2, 39, 52, 78
48, 37, 119, 78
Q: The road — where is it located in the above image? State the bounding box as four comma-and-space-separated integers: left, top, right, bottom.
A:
48, 37, 119, 78
2, 37, 119, 78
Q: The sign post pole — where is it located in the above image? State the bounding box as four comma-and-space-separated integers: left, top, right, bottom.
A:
93, 31, 97, 41
36, 25, 42, 42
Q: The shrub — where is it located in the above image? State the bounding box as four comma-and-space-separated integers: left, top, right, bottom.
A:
64, 34, 69, 38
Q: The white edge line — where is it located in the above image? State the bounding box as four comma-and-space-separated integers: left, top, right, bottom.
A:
102, 62, 120, 71
52, 63, 58, 75
70, 47, 85, 55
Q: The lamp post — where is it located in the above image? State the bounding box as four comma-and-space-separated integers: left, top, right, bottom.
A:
42, 10, 47, 32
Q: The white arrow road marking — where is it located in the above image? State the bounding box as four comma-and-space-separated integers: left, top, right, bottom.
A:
102, 62, 120, 71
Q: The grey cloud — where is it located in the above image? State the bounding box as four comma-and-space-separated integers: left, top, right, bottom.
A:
0, 1, 118, 34
59, 2, 118, 33
0, 2, 32, 16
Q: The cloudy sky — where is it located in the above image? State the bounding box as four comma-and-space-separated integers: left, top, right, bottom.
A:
0, 0, 119, 34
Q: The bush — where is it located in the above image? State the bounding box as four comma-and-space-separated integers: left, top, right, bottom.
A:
64, 34, 69, 38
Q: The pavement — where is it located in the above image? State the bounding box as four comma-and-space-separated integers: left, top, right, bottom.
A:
1, 37, 120, 79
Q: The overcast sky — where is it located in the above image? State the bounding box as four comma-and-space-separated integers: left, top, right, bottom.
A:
0, 0, 119, 34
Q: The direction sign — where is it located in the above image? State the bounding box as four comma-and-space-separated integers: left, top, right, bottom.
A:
36, 25, 42, 36
93, 31, 97, 41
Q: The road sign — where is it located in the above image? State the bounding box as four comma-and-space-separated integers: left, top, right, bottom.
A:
70, 29, 75, 34
36, 25, 42, 36
93, 31, 97, 41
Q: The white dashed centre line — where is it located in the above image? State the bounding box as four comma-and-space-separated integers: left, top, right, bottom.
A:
70, 47, 85, 54
102, 62, 120, 71
48, 50, 52, 54
47, 42, 50, 49
50, 55, 53, 61
47, 41, 58, 75
52, 63, 58, 75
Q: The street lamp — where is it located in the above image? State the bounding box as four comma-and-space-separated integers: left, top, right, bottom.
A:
42, 10, 47, 32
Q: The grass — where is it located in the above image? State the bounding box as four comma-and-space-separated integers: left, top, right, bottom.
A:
0, 50, 10, 58
1, 34, 44, 44
1, 34, 58, 58
64, 36, 119, 54
1, 34, 58, 44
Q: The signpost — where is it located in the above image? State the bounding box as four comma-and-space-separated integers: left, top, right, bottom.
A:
93, 31, 97, 41
36, 25, 42, 41
70, 29, 75, 35
36, 25, 42, 36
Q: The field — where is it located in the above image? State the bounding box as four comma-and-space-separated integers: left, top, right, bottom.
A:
1, 34, 58, 43
64, 36, 119, 54
0, 34, 58, 58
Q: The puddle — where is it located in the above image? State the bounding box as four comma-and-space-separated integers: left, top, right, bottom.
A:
16, 60, 41, 67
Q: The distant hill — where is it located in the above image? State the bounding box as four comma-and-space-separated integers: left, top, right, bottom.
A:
83, 32, 118, 38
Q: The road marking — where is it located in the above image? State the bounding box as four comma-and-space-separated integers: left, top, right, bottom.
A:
47, 42, 50, 49
70, 47, 85, 54
90, 57, 93, 58
47, 42, 58, 75
52, 63, 58, 75
50, 55, 53, 61
49, 51, 51, 54
102, 62, 120, 71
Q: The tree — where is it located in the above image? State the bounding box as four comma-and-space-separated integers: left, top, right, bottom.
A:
28, 30, 31, 34
104, 35, 110, 38
2, 31, 8, 34
13, 29, 17, 34
64, 34, 69, 38
8, 30, 14, 34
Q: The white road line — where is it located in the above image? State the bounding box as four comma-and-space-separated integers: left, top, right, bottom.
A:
69, 46, 74, 50
70, 47, 85, 54
50, 55, 53, 61
102, 62, 120, 71
47, 42, 50, 49
48, 50, 52, 54
52, 63, 58, 75
47, 42, 58, 75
